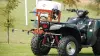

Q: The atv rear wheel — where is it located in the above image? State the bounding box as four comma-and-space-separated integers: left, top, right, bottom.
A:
57, 36, 79, 56
31, 35, 50, 55
92, 36, 100, 55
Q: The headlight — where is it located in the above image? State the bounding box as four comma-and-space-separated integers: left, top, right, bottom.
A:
89, 29, 93, 32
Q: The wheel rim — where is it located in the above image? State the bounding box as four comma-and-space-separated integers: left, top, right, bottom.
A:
66, 41, 76, 55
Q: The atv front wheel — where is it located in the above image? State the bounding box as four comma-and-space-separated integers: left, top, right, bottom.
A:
31, 35, 50, 55
57, 36, 79, 56
92, 35, 100, 55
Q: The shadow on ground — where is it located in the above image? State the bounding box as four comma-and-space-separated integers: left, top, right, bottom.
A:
48, 54, 58, 56
78, 53, 94, 56
46, 53, 94, 56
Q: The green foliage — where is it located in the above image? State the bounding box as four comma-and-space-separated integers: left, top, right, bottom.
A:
63, 0, 80, 7
87, 3, 97, 11
3, 0, 19, 28
6, 0, 19, 13
57, 0, 80, 10
87, 0, 100, 15
95, 0, 100, 3
61, 0, 80, 8
1, 0, 19, 43
4, 18, 15, 28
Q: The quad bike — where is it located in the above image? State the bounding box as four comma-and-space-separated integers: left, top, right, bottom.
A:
30, 1, 100, 56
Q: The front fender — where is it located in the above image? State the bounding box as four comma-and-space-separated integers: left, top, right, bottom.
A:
49, 23, 78, 30
49, 24, 81, 44
49, 24, 63, 30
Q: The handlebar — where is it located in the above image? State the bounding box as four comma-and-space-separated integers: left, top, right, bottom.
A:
66, 9, 76, 12
66, 9, 87, 12
66, 9, 89, 17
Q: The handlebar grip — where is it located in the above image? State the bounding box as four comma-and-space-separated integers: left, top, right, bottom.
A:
29, 11, 37, 13
31, 20, 35, 21
31, 20, 38, 21
66, 9, 71, 11
66, 9, 76, 12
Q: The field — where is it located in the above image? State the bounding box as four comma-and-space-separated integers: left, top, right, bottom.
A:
0, 43, 94, 56
0, 0, 99, 56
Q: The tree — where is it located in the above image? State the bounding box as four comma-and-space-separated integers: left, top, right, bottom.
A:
94, 0, 100, 15
63, 0, 80, 7
57, 0, 80, 10
87, 0, 100, 15
3, 0, 19, 44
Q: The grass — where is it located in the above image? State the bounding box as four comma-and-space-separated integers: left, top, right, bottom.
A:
0, 43, 33, 56
0, 0, 99, 56
0, 43, 94, 56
